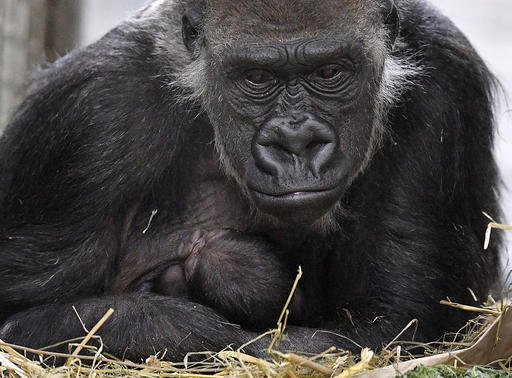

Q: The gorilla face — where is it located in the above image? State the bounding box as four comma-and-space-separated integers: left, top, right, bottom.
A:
218, 41, 377, 225
183, 0, 397, 226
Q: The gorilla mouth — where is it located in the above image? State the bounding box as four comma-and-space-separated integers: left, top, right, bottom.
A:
248, 185, 345, 224
250, 185, 340, 199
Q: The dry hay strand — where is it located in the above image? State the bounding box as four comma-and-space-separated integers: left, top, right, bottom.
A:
483, 213, 512, 250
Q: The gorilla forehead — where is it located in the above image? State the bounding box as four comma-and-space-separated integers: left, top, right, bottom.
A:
204, 0, 383, 43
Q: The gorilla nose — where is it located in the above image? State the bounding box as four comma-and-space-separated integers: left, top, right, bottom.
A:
252, 115, 338, 176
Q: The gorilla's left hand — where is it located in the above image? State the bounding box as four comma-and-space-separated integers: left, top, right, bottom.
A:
154, 229, 302, 329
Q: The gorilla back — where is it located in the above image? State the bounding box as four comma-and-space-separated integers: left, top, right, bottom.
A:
0, 0, 501, 361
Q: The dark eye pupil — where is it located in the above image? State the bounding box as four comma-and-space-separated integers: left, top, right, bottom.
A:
318, 67, 340, 79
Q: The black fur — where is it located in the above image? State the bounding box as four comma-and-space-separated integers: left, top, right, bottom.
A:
0, 0, 500, 362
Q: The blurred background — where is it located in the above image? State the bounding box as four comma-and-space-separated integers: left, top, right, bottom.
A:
0, 0, 511, 271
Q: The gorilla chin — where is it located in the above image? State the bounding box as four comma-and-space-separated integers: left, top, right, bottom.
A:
249, 184, 346, 225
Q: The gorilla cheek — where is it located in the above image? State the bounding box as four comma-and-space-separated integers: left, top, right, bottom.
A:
213, 123, 254, 178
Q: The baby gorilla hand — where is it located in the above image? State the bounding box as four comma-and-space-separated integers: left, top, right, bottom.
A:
154, 229, 301, 329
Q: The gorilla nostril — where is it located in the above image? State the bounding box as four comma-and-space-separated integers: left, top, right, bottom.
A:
252, 141, 286, 177
306, 141, 318, 151
305, 140, 328, 152
257, 140, 272, 148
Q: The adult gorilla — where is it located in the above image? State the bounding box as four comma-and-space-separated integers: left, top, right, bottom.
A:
0, 0, 500, 361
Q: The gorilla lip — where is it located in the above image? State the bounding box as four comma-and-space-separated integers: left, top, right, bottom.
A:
250, 185, 340, 199
249, 185, 344, 222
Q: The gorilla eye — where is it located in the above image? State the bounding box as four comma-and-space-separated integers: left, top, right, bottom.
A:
315, 66, 343, 80
243, 70, 276, 88
308, 63, 355, 94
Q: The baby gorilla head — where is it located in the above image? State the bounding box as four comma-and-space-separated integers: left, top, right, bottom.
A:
153, 229, 216, 298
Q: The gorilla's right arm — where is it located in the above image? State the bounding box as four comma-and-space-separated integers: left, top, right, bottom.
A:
0, 295, 366, 360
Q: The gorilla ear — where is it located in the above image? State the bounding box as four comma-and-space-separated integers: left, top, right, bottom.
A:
182, 6, 204, 53
380, 0, 400, 49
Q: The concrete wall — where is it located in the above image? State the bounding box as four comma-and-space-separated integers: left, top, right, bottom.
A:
0, 0, 47, 128
0, 0, 80, 129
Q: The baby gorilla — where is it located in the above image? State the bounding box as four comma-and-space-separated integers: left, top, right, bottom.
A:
113, 229, 303, 329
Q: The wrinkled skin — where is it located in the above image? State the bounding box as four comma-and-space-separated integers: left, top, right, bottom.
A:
0, 0, 501, 362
